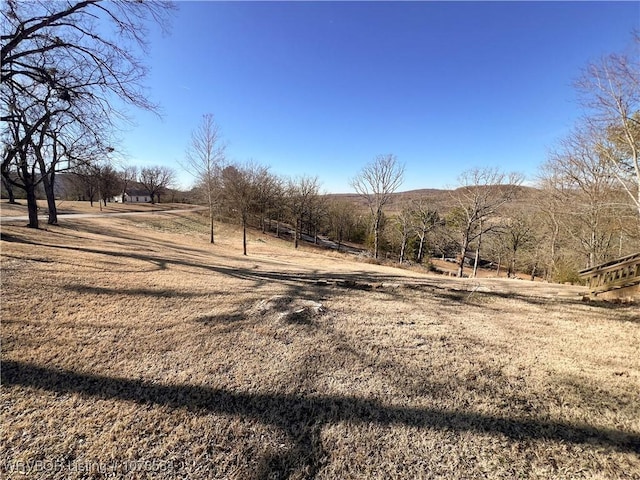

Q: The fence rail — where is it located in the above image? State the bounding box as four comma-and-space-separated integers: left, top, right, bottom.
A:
578, 252, 640, 295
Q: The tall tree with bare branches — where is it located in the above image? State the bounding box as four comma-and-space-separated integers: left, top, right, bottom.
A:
351, 154, 405, 259
540, 126, 626, 269
183, 114, 226, 243
287, 175, 321, 249
139, 166, 175, 204
1, 0, 174, 227
449, 168, 523, 277
411, 199, 439, 265
576, 33, 640, 218
220, 162, 268, 256
118, 165, 138, 204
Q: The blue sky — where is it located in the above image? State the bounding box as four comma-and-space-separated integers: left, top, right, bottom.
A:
120, 1, 639, 193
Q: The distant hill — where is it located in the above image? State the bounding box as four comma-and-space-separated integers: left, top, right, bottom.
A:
325, 186, 539, 214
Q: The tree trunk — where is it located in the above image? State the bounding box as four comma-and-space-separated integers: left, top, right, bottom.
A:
399, 237, 407, 264
17, 161, 40, 228
40, 173, 58, 225
373, 211, 381, 259
508, 254, 517, 278
618, 232, 623, 257
25, 182, 39, 228
547, 219, 560, 281
588, 231, 596, 268
530, 262, 537, 281
294, 218, 300, 249
472, 248, 480, 278
36, 152, 58, 224
2, 175, 16, 204
457, 240, 468, 278
242, 215, 247, 256
472, 222, 483, 278
473, 231, 482, 278
209, 207, 215, 244
417, 230, 426, 264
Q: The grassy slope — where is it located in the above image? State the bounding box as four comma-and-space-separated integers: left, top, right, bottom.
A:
0, 199, 193, 217
1, 212, 639, 479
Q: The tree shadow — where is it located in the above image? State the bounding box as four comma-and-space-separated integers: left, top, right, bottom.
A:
5, 229, 634, 323
1, 231, 37, 244
62, 219, 212, 256
2, 233, 417, 301
414, 282, 638, 318
2, 360, 638, 479
62, 284, 203, 299
194, 312, 248, 326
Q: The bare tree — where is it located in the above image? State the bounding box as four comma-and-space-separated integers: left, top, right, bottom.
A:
118, 165, 138, 204
411, 199, 439, 265
533, 174, 566, 281
327, 200, 357, 252
287, 176, 321, 249
394, 204, 413, 264
501, 211, 535, 278
351, 154, 404, 259
220, 162, 267, 256
1, 174, 16, 204
576, 33, 640, 217
139, 165, 175, 204
73, 161, 119, 210
264, 178, 287, 238
183, 114, 226, 243
307, 193, 328, 245
97, 164, 120, 208
252, 166, 281, 235
540, 126, 623, 269
449, 167, 523, 277
1, 0, 174, 227
73, 163, 99, 206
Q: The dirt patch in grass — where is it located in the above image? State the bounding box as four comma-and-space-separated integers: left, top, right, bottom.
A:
1, 213, 638, 479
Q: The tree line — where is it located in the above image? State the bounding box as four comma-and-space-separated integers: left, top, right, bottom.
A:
1, 1, 637, 282
1, 0, 175, 227
183, 113, 638, 282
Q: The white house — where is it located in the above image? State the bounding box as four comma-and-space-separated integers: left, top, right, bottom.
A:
112, 189, 152, 203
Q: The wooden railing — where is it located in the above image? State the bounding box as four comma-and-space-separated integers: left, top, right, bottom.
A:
578, 252, 640, 295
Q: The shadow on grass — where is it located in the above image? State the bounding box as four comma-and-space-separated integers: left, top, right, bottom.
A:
1, 234, 406, 299
4, 228, 634, 317
62, 284, 203, 299
3, 360, 638, 479
194, 313, 247, 325
430, 286, 638, 320
0, 232, 30, 243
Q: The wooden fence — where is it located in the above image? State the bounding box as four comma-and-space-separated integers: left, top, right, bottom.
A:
578, 252, 640, 299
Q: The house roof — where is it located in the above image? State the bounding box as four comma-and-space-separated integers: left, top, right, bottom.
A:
125, 189, 150, 197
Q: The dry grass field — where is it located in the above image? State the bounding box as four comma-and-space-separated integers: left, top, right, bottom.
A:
1, 209, 639, 479
0, 199, 192, 218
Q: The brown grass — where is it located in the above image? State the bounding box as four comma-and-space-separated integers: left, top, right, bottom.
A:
1, 211, 639, 479
0, 199, 191, 217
